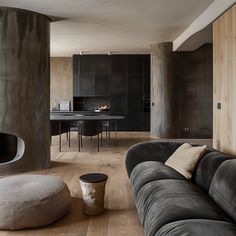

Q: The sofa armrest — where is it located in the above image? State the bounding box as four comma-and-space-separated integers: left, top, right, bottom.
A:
125, 141, 183, 177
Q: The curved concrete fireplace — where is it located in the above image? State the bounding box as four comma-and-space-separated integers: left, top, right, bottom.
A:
0, 7, 50, 175
0, 133, 25, 164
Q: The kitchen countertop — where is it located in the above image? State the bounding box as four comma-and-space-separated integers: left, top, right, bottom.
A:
50, 110, 110, 114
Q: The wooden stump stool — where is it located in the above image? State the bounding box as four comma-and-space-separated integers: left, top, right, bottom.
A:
79, 173, 108, 216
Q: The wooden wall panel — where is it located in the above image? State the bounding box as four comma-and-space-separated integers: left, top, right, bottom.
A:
213, 4, 236, 155
50, 57, 73, 110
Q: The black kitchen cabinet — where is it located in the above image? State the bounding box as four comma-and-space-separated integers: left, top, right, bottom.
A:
80, 55, 94, 73
110, 73, 126, 96
79, 73, 94, 96
111, 55, 126, 73
94, 55, 110, 73
110, 73, 126, 114
126, 113, 145, 131
111, 96, 126, 113
127, 55, 143, 74
73, 55, 110, 96
143, 55, 150, 97
95, 73, 110, 95
73, 54, 150, 131
127, 74, 143, 113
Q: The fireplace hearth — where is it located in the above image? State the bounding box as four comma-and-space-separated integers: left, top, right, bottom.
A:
0, 133, 24, 164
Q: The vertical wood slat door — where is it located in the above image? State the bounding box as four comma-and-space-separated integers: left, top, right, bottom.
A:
213, 4, 236, 155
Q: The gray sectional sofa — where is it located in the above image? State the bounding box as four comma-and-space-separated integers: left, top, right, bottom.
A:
125, 141, 236, 236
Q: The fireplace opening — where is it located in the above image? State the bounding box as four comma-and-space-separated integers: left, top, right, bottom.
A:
0, 133, 25, 164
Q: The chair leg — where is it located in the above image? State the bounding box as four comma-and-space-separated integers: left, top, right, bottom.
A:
80, 127, 83, 148
68, 131, 71, 147
101, 131, 103, 147
97, 133, 100, 152
59, 122, 62, 152
78, 128, 80, 152
108, 122, 110, 145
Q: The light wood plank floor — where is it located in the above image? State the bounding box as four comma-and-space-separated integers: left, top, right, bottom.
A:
0, 132, 212, 236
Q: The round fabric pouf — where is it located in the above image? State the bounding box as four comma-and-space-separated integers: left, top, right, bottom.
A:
0, 175, 71, 230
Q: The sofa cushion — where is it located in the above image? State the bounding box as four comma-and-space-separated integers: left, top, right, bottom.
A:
136, 179, 230, 236
130, 161, 186, 196
156, 219, 236, 236
126, 141, 183, 177
209, 159, 236, 222
165, 143, 207, 179
192, 150, 232, 192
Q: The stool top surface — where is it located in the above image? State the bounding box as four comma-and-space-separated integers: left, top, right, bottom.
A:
79, 173, 108, 183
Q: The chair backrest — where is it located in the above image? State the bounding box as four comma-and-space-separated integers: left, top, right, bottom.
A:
79, 120, 102, 137
50, 121, 70, 136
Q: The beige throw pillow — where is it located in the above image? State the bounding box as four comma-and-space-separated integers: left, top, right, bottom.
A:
165, 143, 207, 179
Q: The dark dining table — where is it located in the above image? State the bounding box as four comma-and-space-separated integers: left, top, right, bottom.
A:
50, 113, 125, 151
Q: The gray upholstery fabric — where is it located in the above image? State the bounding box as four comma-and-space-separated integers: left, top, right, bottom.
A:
209, 160, 236, 222
125, 141, 182, 177
126, 141, 233, 191
136, 179, 230, 236
130, 161, 186, 196
156, 219, 236, 236
192, 150, 232, 192
125, 141, 236, 236
0, 175, 71, 230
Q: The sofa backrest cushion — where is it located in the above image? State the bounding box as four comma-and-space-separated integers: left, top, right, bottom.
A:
192, 149, 232, 192
126, 141, 182, 177
209, 160, 236, 222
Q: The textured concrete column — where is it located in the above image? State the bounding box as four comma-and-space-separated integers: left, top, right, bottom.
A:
150, 43, 174, 138
0, 7, 50, 175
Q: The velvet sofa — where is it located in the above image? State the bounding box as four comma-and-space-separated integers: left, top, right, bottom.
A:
125, 141, 236, 236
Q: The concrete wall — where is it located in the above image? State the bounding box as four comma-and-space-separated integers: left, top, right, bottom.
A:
150, 43, 175, 137
172, 44, 213, 138
151, 43, 213, 138
50, 57, 73, 110
0, 7, 50, 175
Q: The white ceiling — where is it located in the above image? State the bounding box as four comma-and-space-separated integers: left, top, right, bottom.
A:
0, 0, 214, 56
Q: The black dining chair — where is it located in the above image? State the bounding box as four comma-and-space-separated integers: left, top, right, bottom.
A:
50, 120, 70, 147
78, 120, 103, 152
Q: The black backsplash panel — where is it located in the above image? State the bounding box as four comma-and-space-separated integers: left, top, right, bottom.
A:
73, 96, 111, 111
